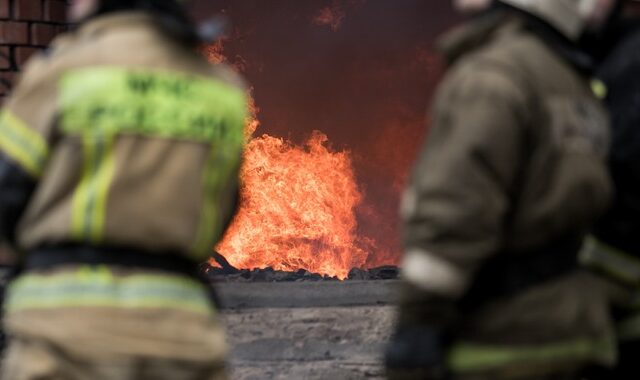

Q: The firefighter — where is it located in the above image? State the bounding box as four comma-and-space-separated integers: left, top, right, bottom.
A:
580, 1, 640, 378
385, 1, 620, 379
0, 0, 246, 379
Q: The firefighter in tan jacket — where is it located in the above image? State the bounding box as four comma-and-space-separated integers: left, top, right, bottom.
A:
0, 0, 246, 379
386, 0, 621, 379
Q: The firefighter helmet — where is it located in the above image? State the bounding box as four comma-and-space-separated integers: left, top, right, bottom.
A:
499, 0, 616, 40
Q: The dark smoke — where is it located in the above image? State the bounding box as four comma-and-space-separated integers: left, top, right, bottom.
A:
190, 0, 460, 266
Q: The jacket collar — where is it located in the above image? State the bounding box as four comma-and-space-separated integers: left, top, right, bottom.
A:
438, 10, 512, 65
75, 12, 157, 39
438, 9, 595, 74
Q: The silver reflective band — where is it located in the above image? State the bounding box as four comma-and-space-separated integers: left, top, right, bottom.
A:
402, 249, 469, 297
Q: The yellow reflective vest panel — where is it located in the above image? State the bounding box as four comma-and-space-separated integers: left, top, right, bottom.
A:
5, 265, 212, 314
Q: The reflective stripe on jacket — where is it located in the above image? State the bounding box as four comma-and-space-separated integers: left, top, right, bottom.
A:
6, 265, 212, 314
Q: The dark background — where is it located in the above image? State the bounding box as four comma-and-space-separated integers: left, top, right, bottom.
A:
191, 0, 459, 265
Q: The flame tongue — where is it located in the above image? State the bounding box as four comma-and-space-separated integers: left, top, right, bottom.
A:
217, 131, 369, 280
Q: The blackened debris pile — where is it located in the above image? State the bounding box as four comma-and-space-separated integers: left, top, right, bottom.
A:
203, 252, 399, 282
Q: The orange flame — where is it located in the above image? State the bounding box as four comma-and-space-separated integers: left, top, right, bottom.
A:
205, 43, 377, 279
201, 40, 227, 65
217, 132, 371, 279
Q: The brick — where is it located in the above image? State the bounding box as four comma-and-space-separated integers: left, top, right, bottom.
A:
0, 21, 29, 44
44, 0, 66, 23
0, 46, 9, 69
14, 46, 39, 68
0, 0, 10, 19
14, 0, 42, 21
31, 22, 56, 45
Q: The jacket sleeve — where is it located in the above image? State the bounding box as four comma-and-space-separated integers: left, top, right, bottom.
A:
399, 62, 531, 327
0, 52, 58, 246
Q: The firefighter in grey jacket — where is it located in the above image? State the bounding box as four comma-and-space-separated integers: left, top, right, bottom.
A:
386, 0, 620, 379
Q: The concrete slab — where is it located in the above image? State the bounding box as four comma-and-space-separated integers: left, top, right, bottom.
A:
215, 279, 401, 309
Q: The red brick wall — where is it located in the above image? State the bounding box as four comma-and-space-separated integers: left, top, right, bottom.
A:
0, 0, 69, 101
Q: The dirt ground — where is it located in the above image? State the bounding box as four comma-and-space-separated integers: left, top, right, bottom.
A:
222, 305, 396, 380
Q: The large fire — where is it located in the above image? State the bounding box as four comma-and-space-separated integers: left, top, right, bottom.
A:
204, 44, 373, 279
218, 132, 371, 279
199, 1, 453, 279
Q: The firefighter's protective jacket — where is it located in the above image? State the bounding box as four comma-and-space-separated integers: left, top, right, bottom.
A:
0, 12, 246, 260
395, 10, 616, 378
0, 12, 246, 365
